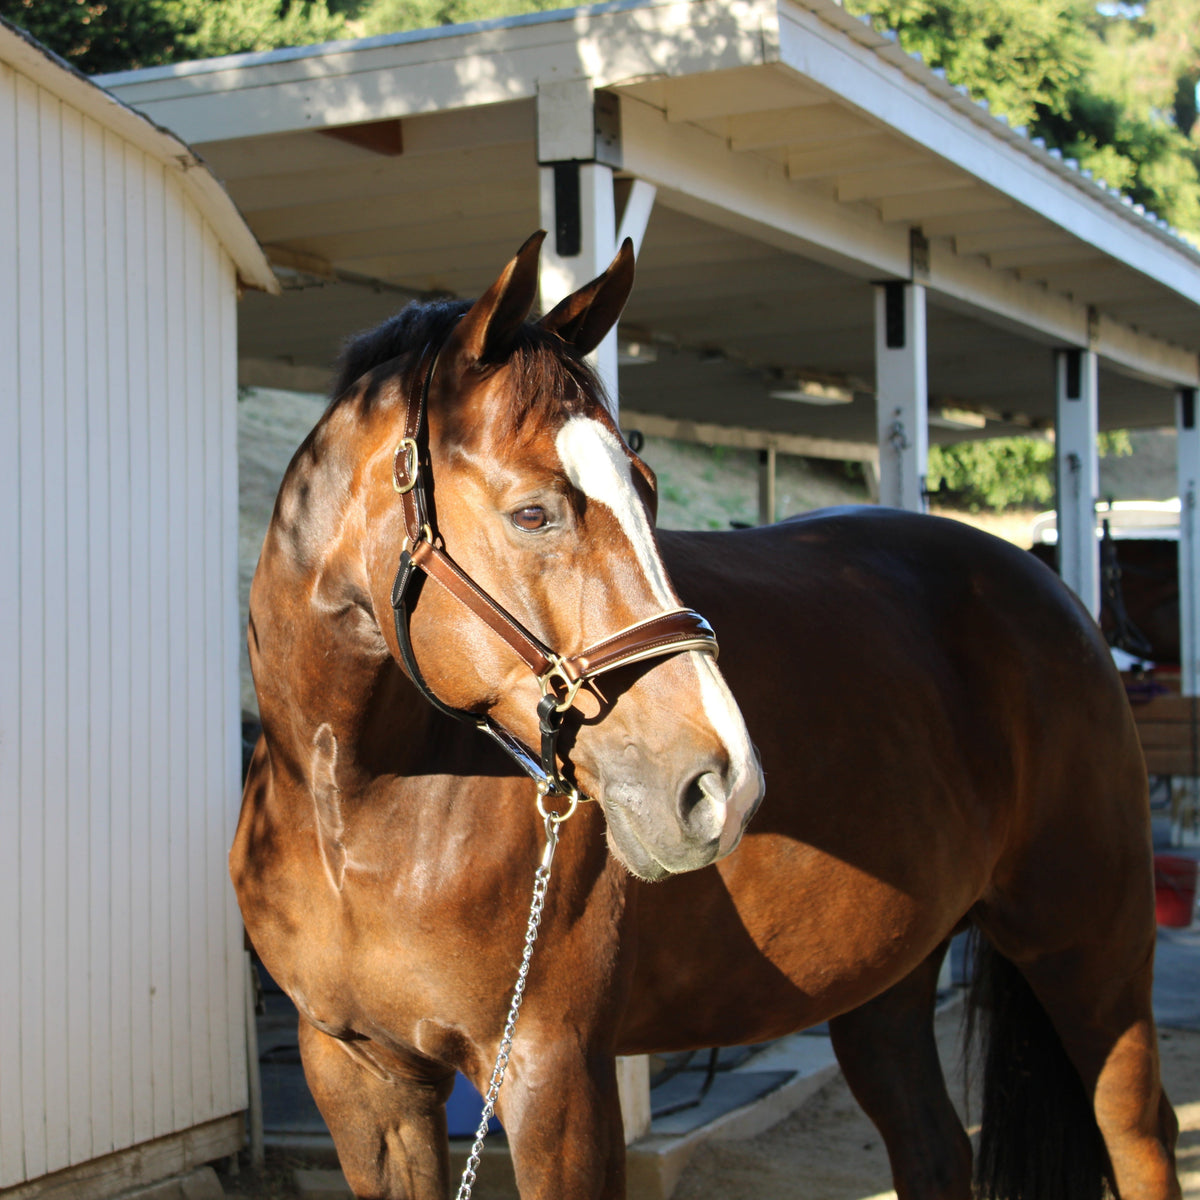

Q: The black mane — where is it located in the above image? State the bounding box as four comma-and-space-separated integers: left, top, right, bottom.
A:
330, 299, 470, 401
329, 298, 607, 433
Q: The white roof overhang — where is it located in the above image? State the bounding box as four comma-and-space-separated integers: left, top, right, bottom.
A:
2, 20, 277, 294
98, 0, 1200, 446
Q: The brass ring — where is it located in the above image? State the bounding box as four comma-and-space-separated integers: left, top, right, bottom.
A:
536, 784, 580, 824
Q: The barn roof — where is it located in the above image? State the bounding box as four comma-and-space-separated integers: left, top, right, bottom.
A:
98, 0, 1200, 448
1, 18, 277, 295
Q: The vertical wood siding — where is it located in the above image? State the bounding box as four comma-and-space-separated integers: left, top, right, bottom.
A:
0, 60, 247, 1188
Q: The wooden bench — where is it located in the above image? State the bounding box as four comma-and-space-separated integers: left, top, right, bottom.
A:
1128, 693, 1200, 777
1125, 688, 1200, 841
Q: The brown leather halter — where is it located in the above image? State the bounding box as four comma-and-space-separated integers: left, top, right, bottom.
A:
388, 335, 719, 809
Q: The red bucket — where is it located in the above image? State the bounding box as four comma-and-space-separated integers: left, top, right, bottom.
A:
1155, 854, 1198, 928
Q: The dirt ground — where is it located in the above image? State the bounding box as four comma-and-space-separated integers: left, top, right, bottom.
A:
671, 1006, 1200, 1200
216, 1006, 1200, 1199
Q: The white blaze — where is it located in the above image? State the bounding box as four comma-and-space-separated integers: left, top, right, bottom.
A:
555, 417, 677, 608
554, 417, 761, 832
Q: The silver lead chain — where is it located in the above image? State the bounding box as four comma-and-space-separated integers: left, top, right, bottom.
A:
455, 812, 563, 1200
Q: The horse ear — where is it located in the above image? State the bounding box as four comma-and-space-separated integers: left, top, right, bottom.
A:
539, 238, 635, 355
452, 230, 546, 363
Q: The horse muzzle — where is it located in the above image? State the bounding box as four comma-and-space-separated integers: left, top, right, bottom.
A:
598, 748, 764, 881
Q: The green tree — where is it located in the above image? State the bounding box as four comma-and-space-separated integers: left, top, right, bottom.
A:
346, 0, 554, 35
927, 431, 1131, 512
0, 0, 347, 74
927, 436, 1056, 511
843, 0, 1200, 235
842, 0, 1097, 131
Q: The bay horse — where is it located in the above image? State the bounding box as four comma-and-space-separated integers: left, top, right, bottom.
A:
235, 232, 1180, 1200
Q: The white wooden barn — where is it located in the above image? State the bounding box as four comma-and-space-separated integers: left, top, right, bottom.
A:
0, 21, 276, 1199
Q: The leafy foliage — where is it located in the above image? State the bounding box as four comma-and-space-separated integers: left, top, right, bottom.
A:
927, 437, 1056, 511
843, 0, 1097, 131
927, 431, 1132, 512
0, 0, 347, 74
348, 0, 558, 36
844, 0, 1200, 235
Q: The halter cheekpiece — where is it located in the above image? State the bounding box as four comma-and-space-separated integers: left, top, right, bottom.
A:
388, 332, 719, 810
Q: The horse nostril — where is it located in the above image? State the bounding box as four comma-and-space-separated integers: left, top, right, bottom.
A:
679, 770, 725, 827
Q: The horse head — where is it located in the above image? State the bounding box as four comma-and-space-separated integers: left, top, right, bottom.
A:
349, 232, 763, 880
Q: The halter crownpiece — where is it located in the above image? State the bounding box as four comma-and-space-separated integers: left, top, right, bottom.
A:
388, 334, 719, 808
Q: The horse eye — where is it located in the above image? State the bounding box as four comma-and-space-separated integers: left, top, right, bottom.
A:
511, 505, 548, 532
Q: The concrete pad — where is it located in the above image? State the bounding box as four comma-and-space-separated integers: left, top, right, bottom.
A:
625, 1049, 841, 1200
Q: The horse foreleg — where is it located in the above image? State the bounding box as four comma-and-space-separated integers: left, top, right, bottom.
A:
297, 1018, 456, 1200
828, 942, 973, 1200
491, 1031, 627, 1200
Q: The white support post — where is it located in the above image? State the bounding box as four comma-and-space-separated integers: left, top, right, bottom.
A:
1054, 348, 1100, 618
874, 281, 928, 511
536, 78, 620, 414
616, 179, 656, 257
1178, 387, 1200, 696
538, 164, 617, 406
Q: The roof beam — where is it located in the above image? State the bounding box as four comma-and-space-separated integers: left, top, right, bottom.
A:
248, 174, 536, 242
621, 93, 1199, 385
638, 237, 780, 271
620, 93, 911, 280
954, 226, 1075, 255
987, 243, 1103, 270
630, 265, 856, 304
621, 408, 878, 461
286, 209, 535, 265
334, 235, 537, 281
880, 188, 1011, 223
1018, 261, 1162, 298
200, 101, 533, 183
929, 239, 1198, 385
786, 135, 926, 180
664, 68, 825, 123
727, 103, 878, 151
920, 209, 1045, 238
222, 141, 535, 213
628, 291, 870, 334
836, 163, 973, 203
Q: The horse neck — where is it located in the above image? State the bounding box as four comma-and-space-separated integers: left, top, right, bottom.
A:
250, 397, 432, 786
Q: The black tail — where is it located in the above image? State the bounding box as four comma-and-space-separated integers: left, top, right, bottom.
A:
966, 931, 1115, 1200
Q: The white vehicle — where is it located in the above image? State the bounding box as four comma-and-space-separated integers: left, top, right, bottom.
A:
1031, 499, 1181, 545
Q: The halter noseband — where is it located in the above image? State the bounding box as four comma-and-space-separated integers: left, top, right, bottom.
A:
388, 335, 719, 812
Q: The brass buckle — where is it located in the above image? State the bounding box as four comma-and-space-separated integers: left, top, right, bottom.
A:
393, 438, 419, 494
539, 655, 584, 714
